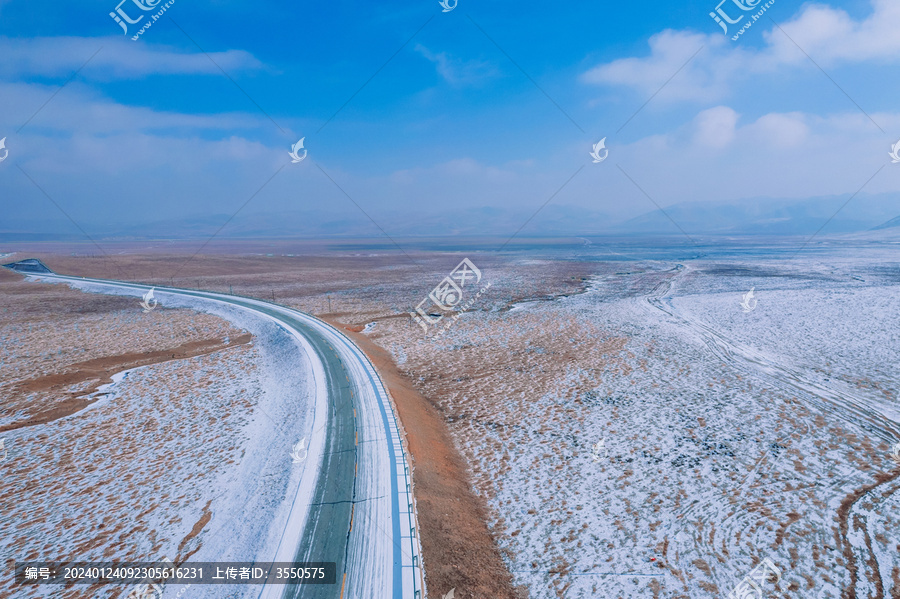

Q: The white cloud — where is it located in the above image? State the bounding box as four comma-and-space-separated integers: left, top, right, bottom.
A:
1, 40, 898, 231
748, 112, 809, 147
388, 156, 522, 190
693, 106, 740, 147
582, 0, 900, 102
0, 36, 264, 80
765, 0, 900, 65
0, 81, 266, 135
414, 44, 498, 86
581, 30, 751, 101
614, 107, 900, 208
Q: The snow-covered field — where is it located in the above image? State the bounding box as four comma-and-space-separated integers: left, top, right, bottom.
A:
671, 275, 899, 420
1, 279, 317, 599
5, 246, 899, 599
374, 253, 900, 598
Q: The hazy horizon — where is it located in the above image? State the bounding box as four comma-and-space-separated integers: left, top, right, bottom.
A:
2, 0, 900, 247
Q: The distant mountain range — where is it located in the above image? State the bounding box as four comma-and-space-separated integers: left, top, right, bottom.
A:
2, 193, 899, 240
614, 193, 900, 236
870, 214, 900, 231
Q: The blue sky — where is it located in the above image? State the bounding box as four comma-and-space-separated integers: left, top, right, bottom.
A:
1, 0, 899, 237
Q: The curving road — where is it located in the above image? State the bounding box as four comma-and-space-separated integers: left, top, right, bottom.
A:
7, 262, 425, 599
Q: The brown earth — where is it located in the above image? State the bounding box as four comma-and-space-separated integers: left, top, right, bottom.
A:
2, 242, 596, 599
13, 243, 900, 597
837, 469, 900, 599
2, 333, 251, 433
0, 259, 263, 599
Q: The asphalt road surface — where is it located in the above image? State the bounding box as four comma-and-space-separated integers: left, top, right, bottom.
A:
6, 263, 425, 599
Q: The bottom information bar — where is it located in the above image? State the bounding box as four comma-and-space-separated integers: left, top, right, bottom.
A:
14, 562, 337, 585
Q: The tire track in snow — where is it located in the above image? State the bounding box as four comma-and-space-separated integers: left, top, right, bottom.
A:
637, 265, 899, 598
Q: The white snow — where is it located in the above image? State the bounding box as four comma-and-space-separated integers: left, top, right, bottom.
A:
31, 275, 425, 599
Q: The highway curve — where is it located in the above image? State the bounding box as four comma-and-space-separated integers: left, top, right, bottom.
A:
5, 261, 425, 599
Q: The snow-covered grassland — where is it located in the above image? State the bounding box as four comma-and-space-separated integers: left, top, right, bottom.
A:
671, 264, 900, 412
373, 255, 900, 599
7, 248, 896, 599
1, 279, 316, 599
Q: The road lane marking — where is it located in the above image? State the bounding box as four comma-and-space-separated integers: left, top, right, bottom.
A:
36, 275, 419, 598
